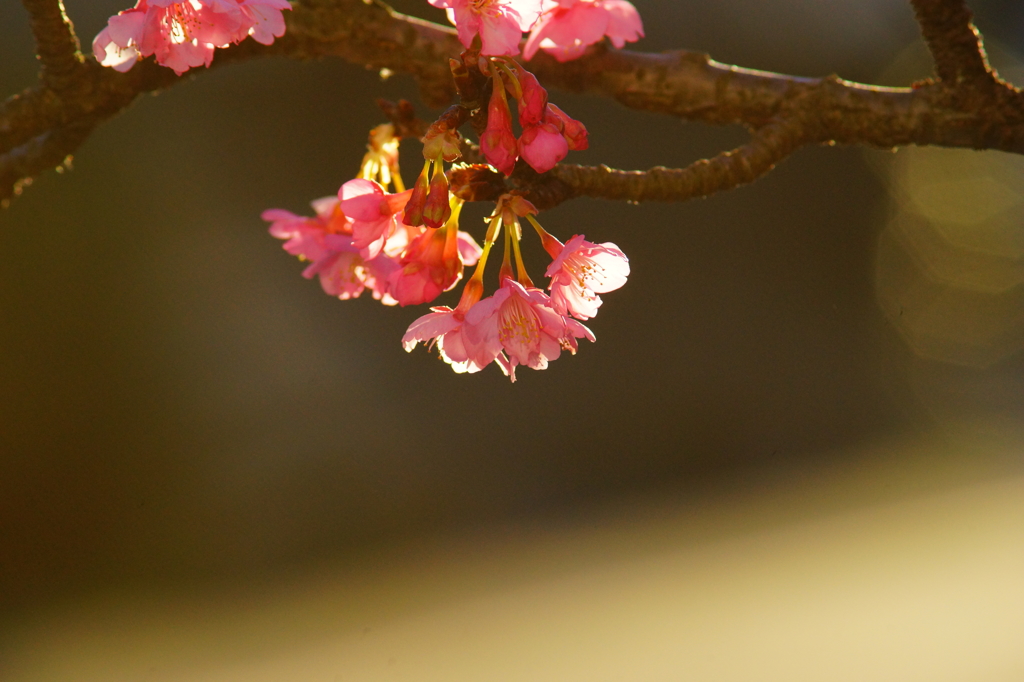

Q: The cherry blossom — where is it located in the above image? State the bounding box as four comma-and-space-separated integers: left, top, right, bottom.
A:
232, 0, 291, 46
402, 306, 501, 374
263, 196, 399, 305
464, 278, 594, 382
93, 0, 290, 75
512, 64, 548, 127
523, 0, 644, 63
263, 196, 349, 263
335, 179, 412, 259
307, 240, 400, 303
519, 119, 568, 173
428, 0, 544, 56
518, 103, 587, 172
544, 234, 629, 319
545, 102, 589, 150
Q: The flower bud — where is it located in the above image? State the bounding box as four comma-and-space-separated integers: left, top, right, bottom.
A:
423, 164, 452, 228
480, 82, 519, 176
403, 161, 431, 227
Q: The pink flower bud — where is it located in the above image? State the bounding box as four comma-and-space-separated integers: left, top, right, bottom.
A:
545, 103, 589, 150
423, 169, 453, 229
422, 122, 463, 163
514, 66, 549, 127
403, 163, 431, 227
480, 84, 519, 176
518, 122, 569, 173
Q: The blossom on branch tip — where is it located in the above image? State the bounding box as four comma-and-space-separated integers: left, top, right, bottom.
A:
93, 0, 290, 75
519, 120, 568, 173
523, 0, 644, 62
545, 103, 589, 150
512, 65, 548, 127
402, 307, 501, 374
518, 103, 587, 172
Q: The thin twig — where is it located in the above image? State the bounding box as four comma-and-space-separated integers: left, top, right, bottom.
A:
0, 123, 91, 208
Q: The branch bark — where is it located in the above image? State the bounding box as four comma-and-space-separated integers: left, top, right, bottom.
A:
21, 0, 84, 92
3, 0, 1023, 208
910, 0, 992, 86
544, 119, 807, 206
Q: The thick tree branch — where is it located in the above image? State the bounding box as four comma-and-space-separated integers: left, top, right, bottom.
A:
3, 0, 1024, 208
21, 0, 84, 92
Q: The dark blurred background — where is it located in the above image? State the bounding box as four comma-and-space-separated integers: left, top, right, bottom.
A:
2, 1, 1023, 678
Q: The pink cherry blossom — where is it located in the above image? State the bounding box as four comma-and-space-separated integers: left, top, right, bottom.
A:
402, 307, 501, 374
428, 0, 544, 56
299, 235, 400, 304
523, 0, 644, 62
336, 179, 413, 260
301, 237, 367, 300
93, 0, 290, 75
465, 278, 594, 382
518, 103, 587, 172
233, 0, 290, 45
262, 195, 351, 263
545, 234, 629, 319
263, 196, 400, 305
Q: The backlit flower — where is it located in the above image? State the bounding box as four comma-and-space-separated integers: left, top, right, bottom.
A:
465, 278, 594, 382
523, 0, 643, 62
428, 0, 544, 56
336, 179, 413, 259
93, 0, 290, 75
544, 234, 629, 319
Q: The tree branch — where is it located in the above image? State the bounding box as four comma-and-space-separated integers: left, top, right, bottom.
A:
21, 0, 84, 93
0, 123, 89, 208
543, 119, 806, 206
447, 119, 807, 209
4, 0, 1024, 208
909, 0, 992, 86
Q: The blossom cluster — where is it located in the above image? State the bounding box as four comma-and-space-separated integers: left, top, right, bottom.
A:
267, 153, 630, 381
400, 199, 630, 382
258, 0, 639, 381
92, 0, 644, 380
93, 0, 291, 75
480, 59, 589, 175
263, 126, 483, 307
